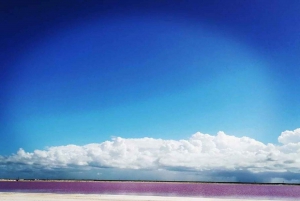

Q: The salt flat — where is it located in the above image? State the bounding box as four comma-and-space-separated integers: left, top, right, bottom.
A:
0, 193, 285, 201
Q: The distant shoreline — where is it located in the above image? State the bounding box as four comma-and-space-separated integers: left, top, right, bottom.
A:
0, 179, 299, 185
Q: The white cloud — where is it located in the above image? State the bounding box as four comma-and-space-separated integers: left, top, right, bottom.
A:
2, 128, 300, 181
278, 128, 300, 144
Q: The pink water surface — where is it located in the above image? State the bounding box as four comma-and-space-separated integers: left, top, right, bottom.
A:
1, 181, 300, 199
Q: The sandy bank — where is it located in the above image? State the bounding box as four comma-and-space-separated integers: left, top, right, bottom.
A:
0, 192, 285, 201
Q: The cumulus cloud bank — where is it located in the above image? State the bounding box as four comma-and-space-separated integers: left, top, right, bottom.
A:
1, 129, 300, 182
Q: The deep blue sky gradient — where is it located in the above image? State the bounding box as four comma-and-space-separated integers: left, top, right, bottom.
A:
1, 0, 300, 155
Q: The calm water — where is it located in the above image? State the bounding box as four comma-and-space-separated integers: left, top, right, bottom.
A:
1, 181, 300, 199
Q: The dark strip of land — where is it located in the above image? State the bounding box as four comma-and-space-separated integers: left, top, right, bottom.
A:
0, 179, 299, 185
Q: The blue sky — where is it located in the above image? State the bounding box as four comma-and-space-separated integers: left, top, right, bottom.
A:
1, 0, 300, 182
